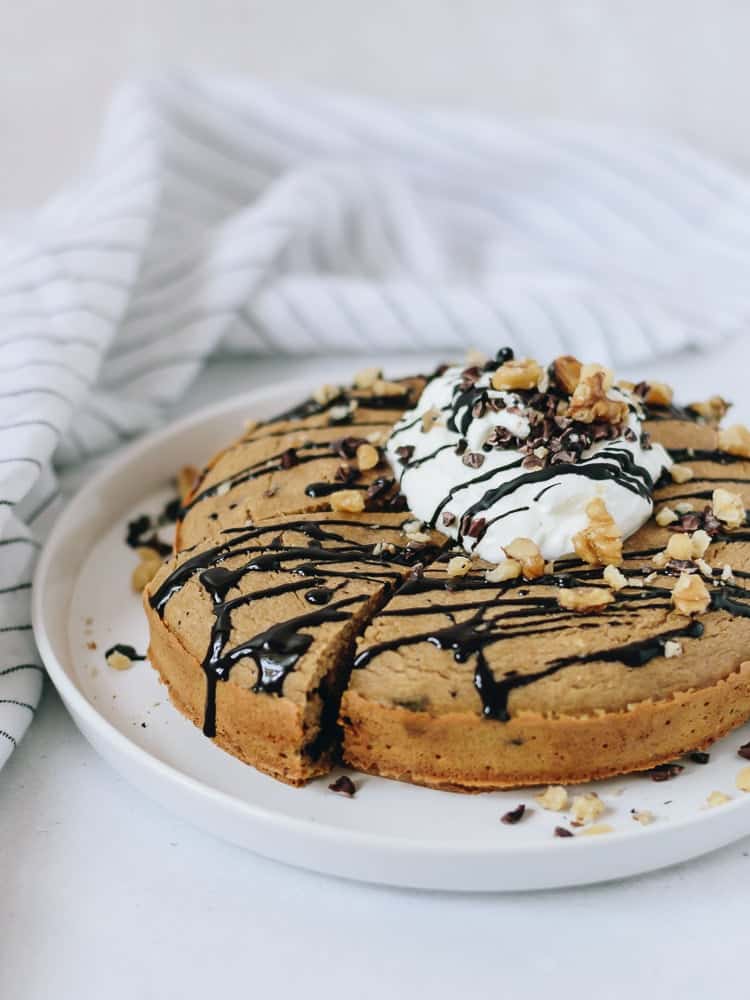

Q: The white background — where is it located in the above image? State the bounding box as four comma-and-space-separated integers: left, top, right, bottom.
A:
3, 4, 750, 997
4, 1, 750, 212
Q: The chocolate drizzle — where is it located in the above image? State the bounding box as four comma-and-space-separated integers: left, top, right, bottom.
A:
151, 518, 440, 738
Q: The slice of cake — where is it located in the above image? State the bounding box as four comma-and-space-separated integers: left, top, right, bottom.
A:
145, 512, 443, 785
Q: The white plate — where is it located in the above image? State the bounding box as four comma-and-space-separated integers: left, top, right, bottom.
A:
33, 379, 750, 891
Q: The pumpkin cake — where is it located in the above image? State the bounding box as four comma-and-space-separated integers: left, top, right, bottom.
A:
143, 352, 750, 790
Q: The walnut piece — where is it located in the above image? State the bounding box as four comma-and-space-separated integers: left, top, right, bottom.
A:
665, 533, 693, 560
313, 383, 340, 406
712, 487, 745, 529
552, 355, 582, 394
570, 792, 606, 826
106, 650, 134, 671
573, 498, 623, 566
485, 560, 522, 583
490, 358, 543, 391
447, 556, 472, 578
372, 378, 406, 397
503, 537, 545, 579
736, 767, 750, 792
669, 464, 694, 484
566, 365, 628, 426
421, 407, 441, 433
353, 366, 382, 389
718, 423, 750, 458
706, 790, 731, 808
631, 809, 654, 825
691, 529, 712, 557
689, 396, 730, 423
535, 785, 569, 811
672, 572, 710, 615
579, 824, 614, 836
557, 587, 615, 612
655, 506, 678, 527
643, 381, 674, 407
329, 489, 365, 513
603, 564, 627, 591
356, 443, 380, 471
663, 640, 683, 659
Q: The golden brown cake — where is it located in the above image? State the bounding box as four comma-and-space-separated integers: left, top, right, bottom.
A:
144, 353, 750, 790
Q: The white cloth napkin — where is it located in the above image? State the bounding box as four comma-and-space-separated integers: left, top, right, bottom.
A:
3, 71, 750, 768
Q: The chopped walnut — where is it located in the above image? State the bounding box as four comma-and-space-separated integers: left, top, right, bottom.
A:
570, 792, 606, 826
663, 640, 683, 659
557, 587, 615, 612
356, 443, 380, 471
722, 564, 735, 582
672, 572, 710, 615
689, 396, 730, 423
674, 502, 695, 514
643, 381, 674, 407
402, 519, 423, 535
573, 497, 623, 566
655, 506, 678, 527
535, 785, 569, 811
651, 550, 670, 569
373, 541, 397, 557
579, 824, 614, 836
106, 650, 134, 671
447, 556, 472, 578
718, 423, 750, 458
503, 537, 545, 579
579, 362, 614, 390
421, 407, 441, 433
691, 529, 712, 557
372, 378, 406, 397
552, 355, 582, 394
313, 383, 340, 406
670, 464, 694, 484
631, 809, 654, 825
177, 465, 199, 503
490, 358, 543, 392
353, 366, 382, 389
706, 790, 732, 808
712, 487, 745, 529
566, 366, 628, 425
485, 560, 522, 583
603, 565, 628, 591
329, 490, 365, 513
665, 533, 693, 560
696, 558, 713, 578
736, 767, 750, 792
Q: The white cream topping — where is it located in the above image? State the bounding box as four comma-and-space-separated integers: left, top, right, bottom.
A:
386, 365, 671, 563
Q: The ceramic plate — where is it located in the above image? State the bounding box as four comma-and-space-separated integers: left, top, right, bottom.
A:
32, 379, 750, 891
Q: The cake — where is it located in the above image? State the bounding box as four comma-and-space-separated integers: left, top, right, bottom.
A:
144, 351, 750, 790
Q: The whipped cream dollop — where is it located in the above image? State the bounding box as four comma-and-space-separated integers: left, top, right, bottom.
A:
385, 357, 671, 563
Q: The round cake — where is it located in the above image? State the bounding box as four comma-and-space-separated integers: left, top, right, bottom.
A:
143, 352, 750, 789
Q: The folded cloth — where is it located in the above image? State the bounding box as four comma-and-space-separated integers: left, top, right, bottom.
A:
3, 71, 750, 767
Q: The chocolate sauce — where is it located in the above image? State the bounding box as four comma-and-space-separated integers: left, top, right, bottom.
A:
104, 643, 146, 663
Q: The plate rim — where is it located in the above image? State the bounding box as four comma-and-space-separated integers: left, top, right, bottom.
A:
31, 378, 750, 886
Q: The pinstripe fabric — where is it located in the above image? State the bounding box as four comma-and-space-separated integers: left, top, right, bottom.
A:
2, 72, 750, 767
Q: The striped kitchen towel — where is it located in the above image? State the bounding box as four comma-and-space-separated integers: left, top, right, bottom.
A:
3, 71, 750, 766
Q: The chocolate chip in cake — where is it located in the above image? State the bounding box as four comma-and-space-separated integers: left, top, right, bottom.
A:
500, 804, 526, 825
648, 763, 684, 782
328, 775, 356, 797
280, 447, 298, 470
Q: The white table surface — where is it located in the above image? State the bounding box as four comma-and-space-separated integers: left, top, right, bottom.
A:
4, 343, 750, 999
